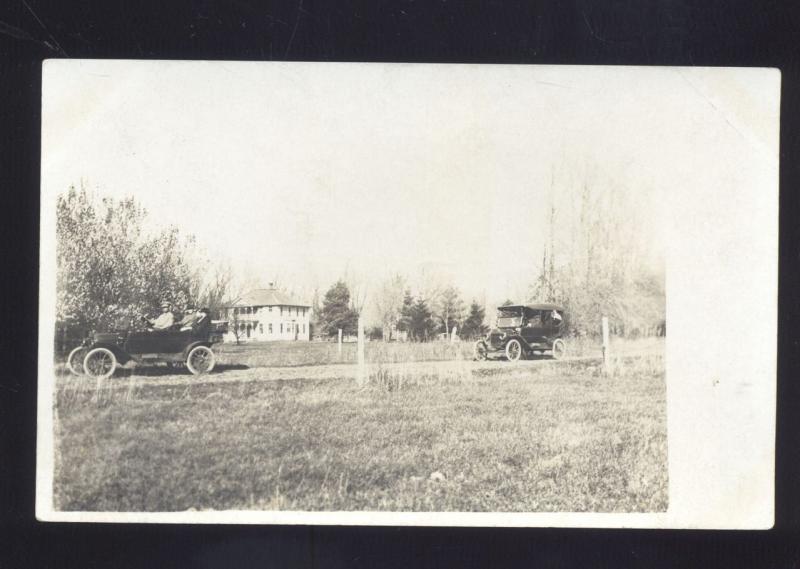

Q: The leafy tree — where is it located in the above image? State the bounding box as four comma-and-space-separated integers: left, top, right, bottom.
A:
461, 301, 488, 339
434, 285, 465, 337
319, 280, 358, 337
56, 185, 199, 331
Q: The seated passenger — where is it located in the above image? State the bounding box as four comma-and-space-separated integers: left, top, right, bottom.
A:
178, 304, 206, 331
526, 312, 542, 327
147, 301, 175, 331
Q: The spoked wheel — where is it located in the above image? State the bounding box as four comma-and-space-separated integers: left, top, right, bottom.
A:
66, 346, 88, 376
551, 339, 567, 360
83, 347, 117, 379
505, 339, 523, 362
473, 340, 488, 361
186, 345, 216, 375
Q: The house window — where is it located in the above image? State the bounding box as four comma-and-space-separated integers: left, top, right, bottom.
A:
269, 306, 273, 312
269, 323, 273, 334
302, 323, 305, 333
259, 324, 263, 334
280, 323, 283, 333
280, 307, 283, 316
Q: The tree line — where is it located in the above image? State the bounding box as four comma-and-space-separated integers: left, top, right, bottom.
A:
313, 277, 488, 341
57, 175, 664, 345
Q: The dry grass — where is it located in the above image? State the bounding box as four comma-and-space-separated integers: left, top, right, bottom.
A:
215, 335, 606, 369
53, 342, 667, 513
215, 339, 478, 368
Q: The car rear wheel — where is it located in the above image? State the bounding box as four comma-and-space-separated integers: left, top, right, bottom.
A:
473, 340, 488, 361
186, 346, 215, 375
67, 346, 88, 376
505, 339, 523, 362
83, 347, 117, 379
551, 339, 566, 360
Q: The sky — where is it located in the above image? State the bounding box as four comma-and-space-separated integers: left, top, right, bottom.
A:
41, 61, 778, 316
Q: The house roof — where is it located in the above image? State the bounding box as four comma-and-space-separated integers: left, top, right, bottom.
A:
499, 303, 565, 312
231, 288, 310, 308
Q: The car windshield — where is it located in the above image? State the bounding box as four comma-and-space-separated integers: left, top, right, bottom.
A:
496, 308, 521, 328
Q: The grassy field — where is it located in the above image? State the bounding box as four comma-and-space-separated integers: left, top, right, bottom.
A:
214, 339, 477, 368
213, 335, 608, 368
53, 343, 667, 513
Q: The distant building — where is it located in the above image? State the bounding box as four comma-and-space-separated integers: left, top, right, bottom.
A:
223, 284, 311, 343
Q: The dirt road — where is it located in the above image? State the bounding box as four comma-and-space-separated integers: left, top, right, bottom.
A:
55, 341, 661, 391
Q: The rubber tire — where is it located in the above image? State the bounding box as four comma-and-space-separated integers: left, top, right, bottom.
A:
67, 346, 87, 376
186, 345, 216, 375
551, 338, 566, 360
473, 340, 488, 361
83, 347, 117, 379
505, 339, 523, 362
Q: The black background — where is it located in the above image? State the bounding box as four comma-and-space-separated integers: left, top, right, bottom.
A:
2, 1, 799, 567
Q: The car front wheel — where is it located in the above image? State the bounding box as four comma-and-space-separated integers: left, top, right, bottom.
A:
186, 345, 216, 375
83, 347, 117, 379
505, 339, 523, 362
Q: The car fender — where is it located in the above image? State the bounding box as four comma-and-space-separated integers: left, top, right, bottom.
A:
87, 342, 130, 364
182, 341, 212, 359
503, 334, 533, 350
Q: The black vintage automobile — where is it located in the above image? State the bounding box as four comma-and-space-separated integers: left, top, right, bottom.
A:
474, 303, 567, 361
67, 312, 225, 379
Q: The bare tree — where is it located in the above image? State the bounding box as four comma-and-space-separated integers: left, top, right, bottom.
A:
374, 273, 407, 340
342, 263, 369, 316
527, 161, 665, 336
434, 285, 465, 337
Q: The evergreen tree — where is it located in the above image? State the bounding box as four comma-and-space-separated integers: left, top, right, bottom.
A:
461, 301, 488, 339
408, 297, 436, 341
319, 280, 358, 337
397, 290, 414, 336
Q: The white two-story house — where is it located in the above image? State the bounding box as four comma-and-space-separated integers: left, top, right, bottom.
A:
223, 285, 311, 343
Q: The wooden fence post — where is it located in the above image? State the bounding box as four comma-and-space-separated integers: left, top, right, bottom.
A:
601, 316, 610, 373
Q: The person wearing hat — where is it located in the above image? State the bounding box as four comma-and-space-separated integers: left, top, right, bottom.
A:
147, 301, 175, 331
178, 303, 205, 332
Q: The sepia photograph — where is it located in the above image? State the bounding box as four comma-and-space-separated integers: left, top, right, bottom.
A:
36, 61, 778, 527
